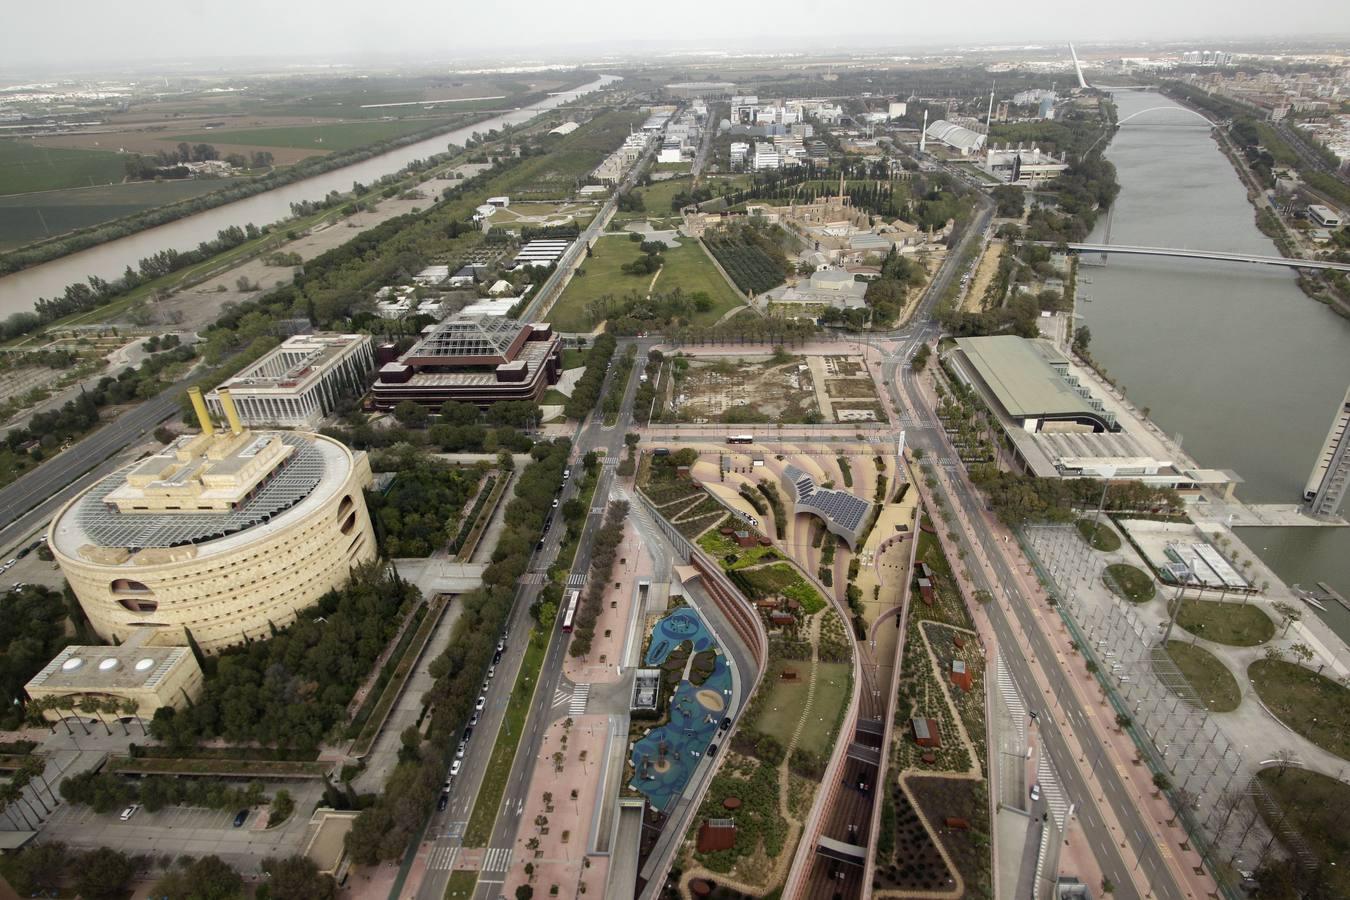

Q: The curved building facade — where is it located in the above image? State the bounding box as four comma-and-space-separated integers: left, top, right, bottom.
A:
49, 400, 376, 654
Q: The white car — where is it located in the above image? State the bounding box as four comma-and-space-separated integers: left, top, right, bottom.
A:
1030, 783, 1041, 802
475, 695, 486, 711
450, 760, 462, 777
487, 666, 496, 679
119, 804, 140, 821
456, 742, 467, 760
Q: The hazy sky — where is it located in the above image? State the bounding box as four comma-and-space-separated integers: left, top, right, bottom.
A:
2, 0, 1347, 69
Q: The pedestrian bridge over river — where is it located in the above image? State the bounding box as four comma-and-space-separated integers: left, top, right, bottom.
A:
1035, 242, 1350, 272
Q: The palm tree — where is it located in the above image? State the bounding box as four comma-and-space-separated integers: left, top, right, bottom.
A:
59, 696, 90, 735
121, 699, 145, 735
78, 696, 110, 735
0, 784, 35, 830
104, 697, 129, 735
12, 770, 48, 815
21, 757, 58, 809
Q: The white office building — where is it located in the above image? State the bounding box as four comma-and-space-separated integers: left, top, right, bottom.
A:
752, 143, 781, 171
206, 333, 374, 429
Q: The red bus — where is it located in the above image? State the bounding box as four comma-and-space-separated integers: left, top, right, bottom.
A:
561, 589, 580, 633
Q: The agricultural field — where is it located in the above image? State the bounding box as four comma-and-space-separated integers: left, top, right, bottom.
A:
703, 230, 789, 295
0, 179, 230, 249
0, 140, 127, 195
487, 108, 644, 199
171, 117, 458, 155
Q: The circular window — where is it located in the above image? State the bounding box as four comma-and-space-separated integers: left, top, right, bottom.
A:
61, 657, 84, 671
134, 658, 155, 672
98, 658, 119, 671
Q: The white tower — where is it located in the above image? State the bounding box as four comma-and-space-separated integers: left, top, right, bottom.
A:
919, 109, 928, 154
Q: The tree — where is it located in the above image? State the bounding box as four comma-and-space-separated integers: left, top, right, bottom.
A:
75, 847, 135, 899
5, 841, 67, 895
394, 400, 429, 428
1272, 748, 1296, 777
1072, 325, 1092, 355
911, 343, 932, 372
258, 855, 336, 900
1151, 772, 1171, 795
1289, 642, 1314, 664
1114, 713, 1131, 732
269, 789, 295, 826
516, 886, 536, 900
153, 854, 244, 900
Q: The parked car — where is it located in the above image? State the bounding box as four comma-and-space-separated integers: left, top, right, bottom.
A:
720, 717, 731, 731
469, 712, 480, 727
497, 640, 506, 653
119, 805, 140, 821
487, 666, 496, 679
450, 760, 462, 777
437, 792, 449, 811
456, 742, 467, 759
1030, 783, 1041, 802
475, 695, 486, 711
462, 726, 474, 742
233, 809, 249, 828
551, 498, 559, 509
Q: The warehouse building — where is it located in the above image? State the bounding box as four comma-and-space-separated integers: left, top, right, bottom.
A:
924, 119, 987, 155
372, 315, 561, 409
49, 389, 377, 654
206, 333, 374, 430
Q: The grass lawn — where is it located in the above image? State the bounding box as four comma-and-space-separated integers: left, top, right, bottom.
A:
635, 176, 693, 214
0, 139, 127, 195
1249, 659, 1350, 760
1176, 599, 1273, 646
1102, 563, 1156, 603
171, 118, 457, 153
444, 870, 478, 898
1255, 767, 1350, 898
548, 236, 744, 332
798, 662, 851, 755
751, 666, 813, 749
1075, 518, 1121, 551
561, 348, 586, 369
1161, 640, 1241, 712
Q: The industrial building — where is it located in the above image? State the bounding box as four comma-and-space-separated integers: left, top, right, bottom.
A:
948, 336, 1238, 495
1308, 204, 1342, 229
49, 389, 377, 654
205, 333, 374, 430
924, 119, 987, 155
512, 239, 573, 269
25, 627, 204, 723
1304, 385, 1350, 517
372, 315, 561, 409
983, 146, 1070, 185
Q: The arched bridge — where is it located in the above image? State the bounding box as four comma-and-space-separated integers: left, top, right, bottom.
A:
1037, 242, 1350, 272
1115, 106, 1219, 128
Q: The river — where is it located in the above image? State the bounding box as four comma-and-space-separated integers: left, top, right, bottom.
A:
0, 75, 620, 319
1082, 90, 1350, 643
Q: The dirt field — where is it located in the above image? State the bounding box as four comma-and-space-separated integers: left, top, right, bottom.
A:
964, 240, 1003, 313
31, 123, 331, 166
670, 355, 820, 424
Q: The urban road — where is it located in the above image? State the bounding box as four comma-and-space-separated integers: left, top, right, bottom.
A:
886, 365, 1185, 900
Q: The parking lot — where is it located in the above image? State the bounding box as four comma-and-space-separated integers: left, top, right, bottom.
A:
39, 781, 325, 873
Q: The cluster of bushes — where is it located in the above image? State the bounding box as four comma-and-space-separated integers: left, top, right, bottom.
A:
863, 247, 928, 325
148, 563, 417, 751
140, 333, 182, 353
563, 333, 617, 419
621, 239, 664, 276
60, 770, 265, 815
631, 350, 664, 425
344, 441, 570, 865
450, 473, 499, 554
757, 480, 787, 539
968, 467, 1183, 526
580, 286, 717, 335
568, 500, 629, 657
1, 586, 81, 729
366, 457, 486, 557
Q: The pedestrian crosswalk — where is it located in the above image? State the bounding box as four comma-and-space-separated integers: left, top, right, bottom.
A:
552, 688, 571, 708
1035, 754, 1071, 828
569, 682, 590, 716
428, 843, 459, 871
482, 846, 512, 874
567, 573, 585, 587
520, 572, 547, 585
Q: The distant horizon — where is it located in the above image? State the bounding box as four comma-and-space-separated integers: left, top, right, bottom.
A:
1, 0, 1347, 75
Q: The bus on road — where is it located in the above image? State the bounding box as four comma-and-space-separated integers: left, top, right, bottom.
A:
561, 589, 580, 633
726, 434, 754, 445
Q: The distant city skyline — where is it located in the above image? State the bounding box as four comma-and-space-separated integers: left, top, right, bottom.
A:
1, 0, 1347, 70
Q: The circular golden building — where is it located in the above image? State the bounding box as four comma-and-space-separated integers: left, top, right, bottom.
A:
49, 390, 376, 654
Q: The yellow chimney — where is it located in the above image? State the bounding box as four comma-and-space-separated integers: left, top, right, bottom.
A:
187, 387, 215, 437
218, 388, 244, 435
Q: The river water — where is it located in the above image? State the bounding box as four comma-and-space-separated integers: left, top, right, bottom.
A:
0, 75, 620, 319
1082, 90, 1350, 643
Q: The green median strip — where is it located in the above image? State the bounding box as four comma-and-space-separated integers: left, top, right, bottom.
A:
105, 756, 327, 778
444, 869, 479, 898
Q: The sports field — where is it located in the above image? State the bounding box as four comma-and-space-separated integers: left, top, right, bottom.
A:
0, 140, 126, 195
171, 117, 457, 154
0, 179, 230, 249
547, 235, 744, 332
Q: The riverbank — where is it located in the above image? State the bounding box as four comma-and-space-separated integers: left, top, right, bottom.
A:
1161, 85, 1350, 319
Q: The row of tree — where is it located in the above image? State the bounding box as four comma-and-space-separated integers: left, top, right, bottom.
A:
563, 333, 617, 419
567, 501, 628, 657
344, 440, 572, 863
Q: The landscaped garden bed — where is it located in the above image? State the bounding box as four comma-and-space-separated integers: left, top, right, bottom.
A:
1248, 659, 1350, 759
1157, 640, 1241, 712
1102, 563, 1156, 603
1075, 518, 1121, 551
1176, 599, 1273, 646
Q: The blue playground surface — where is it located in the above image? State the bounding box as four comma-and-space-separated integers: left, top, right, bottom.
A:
631, 608, 731, 812
644, 607, 714, 667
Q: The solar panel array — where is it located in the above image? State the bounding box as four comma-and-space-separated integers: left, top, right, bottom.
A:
79, 433, 326, 550
782, 465, 870, 531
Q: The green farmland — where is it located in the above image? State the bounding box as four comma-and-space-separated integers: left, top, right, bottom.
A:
0, 140, 127, 195
488, 109, 643, 198
0, 179, 230, 249
171, 118, 458, 154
